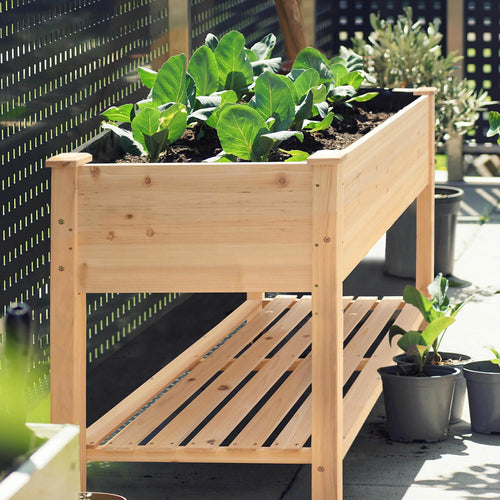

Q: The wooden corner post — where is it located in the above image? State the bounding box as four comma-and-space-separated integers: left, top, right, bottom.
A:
47, 152, 92, 488
414, 88, 437, 293
310, 151, 345, 500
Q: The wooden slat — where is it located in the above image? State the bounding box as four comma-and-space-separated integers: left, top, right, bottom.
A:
343, 297, 378, 340
103, 296, 296, 448
271, 393, 312, 450
76, 163, 312, 293
87, 298, 264, 447
188, 313, 312, 448
232, 355, 312, 449
87, 446, 311, 464
343, 297, 402, 384
145, 297, 312, 449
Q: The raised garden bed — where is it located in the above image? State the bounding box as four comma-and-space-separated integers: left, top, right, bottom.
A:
47, 88, 435, 499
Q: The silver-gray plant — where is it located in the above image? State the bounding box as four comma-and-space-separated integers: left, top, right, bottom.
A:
348, 7, 491, 146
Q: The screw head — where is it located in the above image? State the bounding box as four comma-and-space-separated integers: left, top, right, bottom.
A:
58, 219, 65, 225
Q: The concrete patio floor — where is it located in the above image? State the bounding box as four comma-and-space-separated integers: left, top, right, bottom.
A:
86, 175, 500, 499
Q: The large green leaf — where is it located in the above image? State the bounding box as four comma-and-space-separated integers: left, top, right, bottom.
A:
217, 105, 268, 160
131, 107, 160, 149
152, 54, 187, 105
101, 123, 145, 156
101, 104, 134, 123
342, 71, 364, 90
293, 47, 333, 83
188, 45, 219, 96
205, 90, 238, 128
421, 317, 455, 346
137, 67, 158, 89
158, 102, 188, 144
214, 31, 254, 92
397, 330, 426, 352
293, 90, 313, 129
330, 64, 348, 86
293, 68, 320, 100
427, 273, 449, 310
252, 72, 294, 131
205, 33, 219, 52
250, 33, 276, 60
403, 285, 435, 322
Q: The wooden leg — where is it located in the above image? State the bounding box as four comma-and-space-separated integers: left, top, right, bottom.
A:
311, 154, 344, 499
48, 154, 90, 489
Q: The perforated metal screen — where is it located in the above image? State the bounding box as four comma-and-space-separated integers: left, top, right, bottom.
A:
1, 0, 175, 376
464, 1, 500, 145
315, 0, 447, 57
190, 0, 283, 53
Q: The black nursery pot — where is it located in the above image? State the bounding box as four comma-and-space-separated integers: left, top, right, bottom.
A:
463, 361, 500, 434
385, 185, 464, 278
393, 351, 471, 424
378, 365, 460, 442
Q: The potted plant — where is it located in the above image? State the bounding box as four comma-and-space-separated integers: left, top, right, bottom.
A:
378, 310, 460, 442
47, 29, 438, 500
463, 348, 500, 434
392, 274, 471, 423
0, 303, 80, 499
347, 7, 491, 278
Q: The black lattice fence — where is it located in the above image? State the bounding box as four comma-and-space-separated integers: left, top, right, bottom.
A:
1, 1, 178, 385
190, 0, 284, 54
315, 0, 447, 58
464, 1, 500, 147
0, 0, 287, 406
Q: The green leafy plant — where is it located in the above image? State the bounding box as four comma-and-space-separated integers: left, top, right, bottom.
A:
348, 7, 491, 146
487, 111, 500, 144
389, 274, 471, 371
0, 304, 42, 476
487, 346, 500, 366
214, 72, 303, 162
101, 30, 377, 163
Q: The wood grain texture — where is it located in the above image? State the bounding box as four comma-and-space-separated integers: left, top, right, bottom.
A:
49, 159, 88, 489
310, 154, 344, 500
76, 163, 312, 292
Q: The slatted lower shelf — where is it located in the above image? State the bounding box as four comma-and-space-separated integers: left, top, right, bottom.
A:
86, 295, 422, 463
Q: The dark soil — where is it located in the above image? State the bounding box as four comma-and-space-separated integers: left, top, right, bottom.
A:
119, 105, 393, 163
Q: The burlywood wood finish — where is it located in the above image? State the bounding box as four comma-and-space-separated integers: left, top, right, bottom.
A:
48, 89, 435, 498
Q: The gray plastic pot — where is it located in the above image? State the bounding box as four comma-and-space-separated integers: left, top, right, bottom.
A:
463, 360, 500, 434
385, 185, 464, 278
378, 364, 459, 442
393, 351, 471, 424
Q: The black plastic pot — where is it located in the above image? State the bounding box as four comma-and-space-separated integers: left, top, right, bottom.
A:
393, 351, 471, 424
378, 364, 459, 442
384, 185, 464, 278
463, 361, 500, 434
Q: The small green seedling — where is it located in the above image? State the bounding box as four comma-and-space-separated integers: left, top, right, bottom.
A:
487, 346, 500, 365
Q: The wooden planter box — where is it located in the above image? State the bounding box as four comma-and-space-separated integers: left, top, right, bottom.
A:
47, 88, 435, 499
0, 424, 80, 499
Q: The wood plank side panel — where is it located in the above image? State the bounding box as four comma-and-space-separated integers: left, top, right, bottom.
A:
76, 163, 312, 293
341, 95, 431, 278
